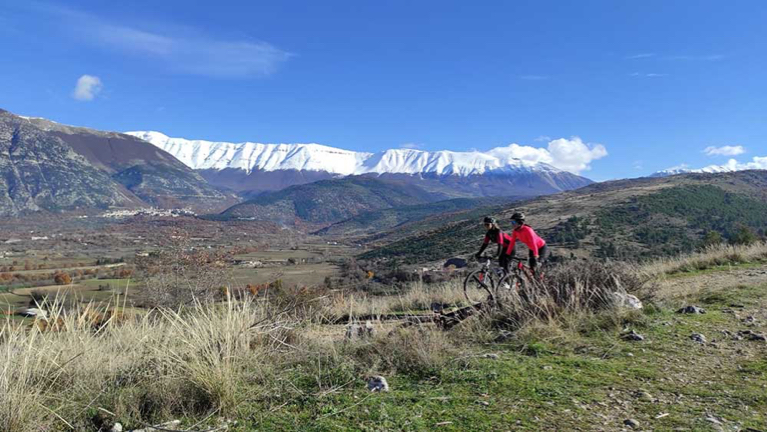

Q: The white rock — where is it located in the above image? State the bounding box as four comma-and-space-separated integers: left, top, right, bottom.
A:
345, 321, 376, 340
17, 308, 47, 319
612, 292, 643, 309
367, 376, 390, 392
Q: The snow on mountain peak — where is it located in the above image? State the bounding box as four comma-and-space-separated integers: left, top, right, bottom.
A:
125, 131, 566, 177
652, 157, 767, 177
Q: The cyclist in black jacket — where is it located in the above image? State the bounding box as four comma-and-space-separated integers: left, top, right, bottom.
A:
474, 216, 513, 272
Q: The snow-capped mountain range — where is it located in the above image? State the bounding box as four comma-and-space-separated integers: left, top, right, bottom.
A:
125, 131, 595, 198
126, 131, 564, 177
651, 166, 736, 177
652, 157, 767, 177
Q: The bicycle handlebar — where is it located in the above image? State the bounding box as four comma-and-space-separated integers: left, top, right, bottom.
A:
474, 254, 527, 262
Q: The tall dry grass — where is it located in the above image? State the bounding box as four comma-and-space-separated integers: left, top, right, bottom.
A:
325, 280, 468, 320
479, 260, 654, 333
0, 294, 299, 431
643, 241, 767, 276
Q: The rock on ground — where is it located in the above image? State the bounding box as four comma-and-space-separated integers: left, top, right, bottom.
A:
677, 305, 706, 314
612, 292, 643, 309
621, 330, 645, 341
623, 418, 640, 428
367, 376, 390, 392
346, 321, 375, 340
16, 307, 47, 318
690, 333, 707, 343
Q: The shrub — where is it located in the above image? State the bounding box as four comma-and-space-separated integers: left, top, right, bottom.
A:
53, 272, 72, 285
134, 236, 229, 308
731, 225, 759, 245
485, 260, 653, 332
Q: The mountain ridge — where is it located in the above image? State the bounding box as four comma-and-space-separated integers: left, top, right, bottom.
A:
216, 175, 448, 228
126, 131, 568, 176
0, 109, 236, 216
127, 131, 595, 197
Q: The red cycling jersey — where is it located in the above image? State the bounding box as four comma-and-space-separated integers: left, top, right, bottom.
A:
505, 225, 546, 257
483, 229, 512, 248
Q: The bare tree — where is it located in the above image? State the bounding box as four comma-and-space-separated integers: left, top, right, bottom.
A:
135, 232, 231, 308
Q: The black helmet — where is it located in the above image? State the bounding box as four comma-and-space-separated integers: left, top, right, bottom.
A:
510, 212, 525, 223
483, 216, 496, 224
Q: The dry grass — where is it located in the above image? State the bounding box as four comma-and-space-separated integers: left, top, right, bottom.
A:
6, 246, 748, 430
0, 294, 299, 431
325, 280, 468, 320
477, 260, 653, 333
0, 281, 479, 430
644, 241, 767, 276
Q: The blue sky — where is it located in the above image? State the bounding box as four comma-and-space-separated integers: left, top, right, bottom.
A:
1, 0, 766, 180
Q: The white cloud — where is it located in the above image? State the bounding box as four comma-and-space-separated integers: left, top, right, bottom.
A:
400, 143, 422, 150
626, 53, 656, 59
36, 4, 291, 78
728, 156, 767, 170
703, 145, 746, 156
667, 54, 724, 61
488, 137, 608, 175
631, 72, 668, 78
72, 75, 103, 101
547, 137, 608, 174
659, 156, 767, 175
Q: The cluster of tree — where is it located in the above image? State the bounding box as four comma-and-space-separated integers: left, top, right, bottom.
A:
361, 219, 477, 265
591, 185, 767, 259
545, 216, 591, 248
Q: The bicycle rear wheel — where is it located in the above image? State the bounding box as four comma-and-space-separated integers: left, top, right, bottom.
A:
463, 270, 495, 305
498, 272, 527, 303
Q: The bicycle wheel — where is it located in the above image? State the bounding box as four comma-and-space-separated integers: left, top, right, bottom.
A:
463, 270, 495, 305
498, 272, 527, 303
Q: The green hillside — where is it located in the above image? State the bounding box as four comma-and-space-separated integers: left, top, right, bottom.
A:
360, 171, 767, 264
218, 176, 448, 226
316, 196, 521, 238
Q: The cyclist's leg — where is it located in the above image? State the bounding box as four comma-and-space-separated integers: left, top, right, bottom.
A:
499, 254, 510, 275
539, 245, 550, 264
528, 249, 537, 273
537, 246, 550, 278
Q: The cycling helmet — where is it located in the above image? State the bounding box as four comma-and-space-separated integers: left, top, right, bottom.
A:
483, 216, 496, 224
510, 212, 526, 223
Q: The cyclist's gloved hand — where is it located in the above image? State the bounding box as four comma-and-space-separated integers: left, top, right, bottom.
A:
530, 255, 538, 269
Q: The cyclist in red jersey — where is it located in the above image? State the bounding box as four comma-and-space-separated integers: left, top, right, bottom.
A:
505, 212, 549, 275
474, 216, 514, 272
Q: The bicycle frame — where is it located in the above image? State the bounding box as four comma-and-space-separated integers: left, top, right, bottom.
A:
507, 256, 546, 287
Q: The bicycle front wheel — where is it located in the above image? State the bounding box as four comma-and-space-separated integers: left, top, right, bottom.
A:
463, 270, 495, 305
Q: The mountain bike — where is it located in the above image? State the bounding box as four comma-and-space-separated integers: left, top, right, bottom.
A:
463, 255, 505, 305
